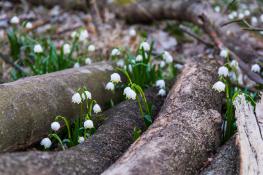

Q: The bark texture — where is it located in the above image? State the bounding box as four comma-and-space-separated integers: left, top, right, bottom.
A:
102, 56, 223, 175
0, 62, 121, 152
0, 88, 165, 175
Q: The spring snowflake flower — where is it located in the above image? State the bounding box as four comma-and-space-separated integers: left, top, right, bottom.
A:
79, 30, 89, 41
212, 81, 225, 92
218, 66, 229, 77
82, 91, 92, 100
72, 93, 82, 104
251, 64, 261, 73
163, 51, 173, 63
105, 82, 115, 91
229, 71, 237, 81
110, 73, 121, 83
156, 80, 165, 89
40, 138, 52, 149
84, 120, 94, 129
160, 61, 166, 68
88, 45, 96, 52
136, 55, 143, 62
34, 44, 43, 53
10, 16, 20, 24
244, 10, 250, 16
140, 42, 150, 51
129, 28, 137, 37
175, 64, 183, 70
111, 48, 121, 56
232, 11, 238, 17
73, 62, 80, 68
93, 104, 102, 113
63, 44, 71, 54
116, 59, 125, 67
85, 58, 92, 65
238, 13, 245, 19
230, 60, 238, 68
123, 87, 136, 100
220, 48, 229, 58
228, 13, 234, 20
71, 31, 78, 38
25, 22, 32, 29
78, 137, 85, 144
251, 16, 258, 26
158, 89, 166, 96
51, 121, 61, 131
260, 14, 263, 22
214, 6, 220, 13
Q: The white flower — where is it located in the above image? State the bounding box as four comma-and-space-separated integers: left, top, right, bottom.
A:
10, 16, 19, 24
156, 80, 165, 89
111, 48, 121, 56
128, 64, 133, 72
40, 138, 52, 149
85, 58, 92, 65
71, 31, 78, 38
88, 45, 96, 52
51, 121, 61, 131
73, 62, 80, 68
25, 22, 32, 29
136, 55, 143, 62
34, 44, 43, 53
123, 87, 136, 100
244, 10, 250, 16
84, 120, 94, 129
129, 28, 137, 37
230, 60, 238, 68
260, 14, 263, 22
105, 82, 115, 91
251, 16, 258, 26
212, 81, 225, 92
232, 11, 238, 17
214, 6, 220, 13
163, 51, 173, 63
160, 61, 166, 68
82, 91, 92, 100
158, 89, 166, 96
218, 66, 229, 77
238, 13, 245, 19
228, 14, 234, 20
174, 64, 183, 70
93, 104, 102, 113
116, 59, 125, 67
229, 71, 237, 81
251, 64, 261, 73
220, 48, 229, 58
110, 73, 121, 83
140, 42, 150, 51
79, 30, 89, 41
78, 137, 85, 144
72, 93, 82, 104
63, 44, 71, 54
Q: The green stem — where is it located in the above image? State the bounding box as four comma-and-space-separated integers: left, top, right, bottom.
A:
49, 134, 65, 150
136, 96, 144, 117
55, 115, 71, 139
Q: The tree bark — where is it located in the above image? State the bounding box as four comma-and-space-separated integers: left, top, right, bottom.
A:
0, 88, 165, 175
102, 56, 223, 175
0, 62, 121, 152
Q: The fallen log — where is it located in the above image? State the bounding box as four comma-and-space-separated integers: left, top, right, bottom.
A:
199, 136, 239, 175
102, 56, 223, 175
0, 62, 121, 152
234, 95, 263, 175
0, 88, 165, 175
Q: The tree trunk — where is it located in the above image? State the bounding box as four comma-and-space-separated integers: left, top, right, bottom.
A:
102, 56, 223, 175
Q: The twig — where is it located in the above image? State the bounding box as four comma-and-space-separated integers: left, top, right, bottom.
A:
0, 53, 28, 75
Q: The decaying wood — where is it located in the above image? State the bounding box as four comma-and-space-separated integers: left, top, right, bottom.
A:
199, 136, 239, 175
102, 56, 223, 175
234, 95, 263, 175
0, 88, 165, 175
0, 62, 121, 152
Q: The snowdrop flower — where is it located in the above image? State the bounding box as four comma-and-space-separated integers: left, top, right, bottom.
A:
238, 13, 245, 19
93, 104, 102, 113
244, 10, 250, 16
163, 51, 173, 63
10, 16, 19, 24
123, 87, 136, 100
136, 55, 143, 62
174, 64, 183, 70
51, 121, 60, 131
140, 42, 150, 51
88, 45, 96, 52
82, 91, 92, 100
110, 73, 121, 83
72, 93, 82, 104
260, 14, 263, 22
129, 28, 137, 37
73, 62, 80, 68
105, 82, 115, 91
218, 66, 229, 77
116, 59, 125, 67
220, 48, 229, 58
158, 89, 166, 96
214, 6, 220, 13
84, 120, 94, 129
251, 64, 261, 73
230, 60, 238, 68
63, 44, 71, 54
251, 16, 258, 26
111, 48, 121, 56
85, 58, 92, 65
34, 44, 43, 53
160, 61, 166, 68
40, 138, 52, 149
212, 81, 225, 92
78, 137, 85, 144
156, 80, 165, 89
79, 30, 89, 41
25, 22, 33, 29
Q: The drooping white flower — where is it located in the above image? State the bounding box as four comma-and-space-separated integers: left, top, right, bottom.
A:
218, 66, 229, 77
116, 59, 125, 67
244, 10, 250, 16
93, 104, 102, 113
71, 31, 78, 38
136, 55, 143, 62
72, 93, 82, 104
232, 11, 238, 17
25, 22, 33, 29
212, 81, 225, 92
123, 87, 136, 100
251, 16, 258, 26
34, 44, 43, 53
78, 137, 85, 144
230, 60, 238, 68
140, 42, 150, 51
238, 13, 245, 19
158, 89, 166, 96
214, 6, 220, 13
163, 51, 173, 63
63, 44, 71, 54
129, 28, 137, 37
10, 16, 20, 24
128, 64, 133, 72
84, 120, 94, 129
251, 64, 261, 73
174, 64, 183, 70
220, 48, 229, 58
85, 58, 92, 65
73, 62, 80, 68
260, 14, 263, 22
156, 80, 165, 89
81, 91, 92, 100
79, 30, 89, 41
51, 121, 61, 131
228, 13, 234, 20
160, 61, 166, 68
111, 48, 121, 56
229, 71, 237, 81
105, 82, 115, 91
110, 73, 121, 83
40, 138, 52, 149
88, 45, 96, 52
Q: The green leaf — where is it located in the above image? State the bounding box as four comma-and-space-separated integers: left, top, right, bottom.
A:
132, 127, 142, 141
144, 114, 153, 127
